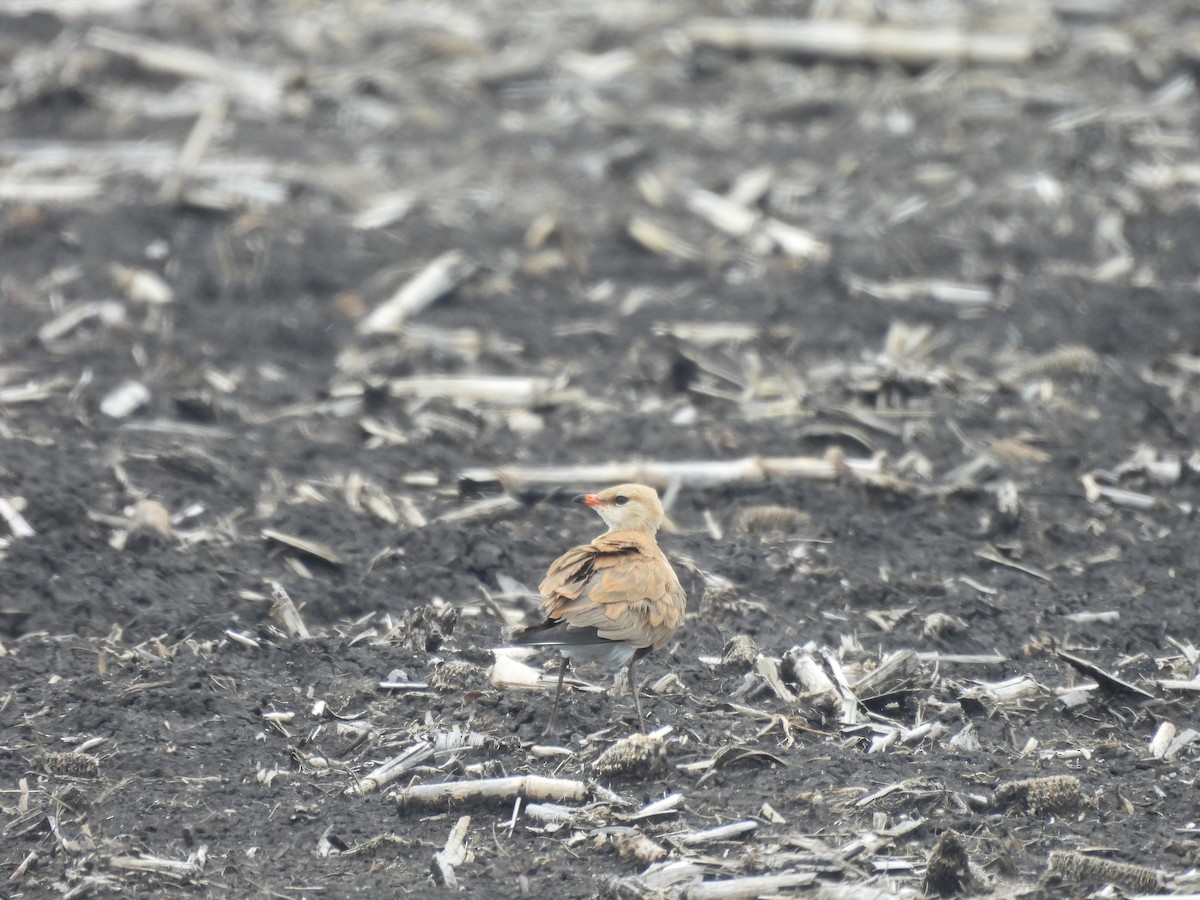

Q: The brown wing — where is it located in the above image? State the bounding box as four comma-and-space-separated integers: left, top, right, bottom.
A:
538, 531, 686, 650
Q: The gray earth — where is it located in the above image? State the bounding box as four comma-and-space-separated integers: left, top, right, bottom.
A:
3, 1, 1200, 898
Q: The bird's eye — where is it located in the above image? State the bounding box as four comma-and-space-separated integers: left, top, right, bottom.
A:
614, 495, 629, 506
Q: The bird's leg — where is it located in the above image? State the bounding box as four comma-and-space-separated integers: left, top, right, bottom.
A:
627, 657, 646, 734
546, 656, 569, 735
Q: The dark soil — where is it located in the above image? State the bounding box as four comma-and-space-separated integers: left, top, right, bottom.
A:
3, 2, 1200, 898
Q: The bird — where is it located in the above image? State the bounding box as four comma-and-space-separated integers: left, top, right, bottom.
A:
509, 483, 686, 733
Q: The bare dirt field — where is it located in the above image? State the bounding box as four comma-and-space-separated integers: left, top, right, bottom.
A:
3, 1, 1200, 898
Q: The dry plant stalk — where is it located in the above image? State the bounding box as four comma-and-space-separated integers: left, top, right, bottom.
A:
431, 815, 472, 888
346, 741, 434, 796
687, 872, 816, 898
160, 90, 228, 204
959, 675, 1038, 712
109, 850, 206, 881
838, 817, 923, 859
86, 27, 285, 112
603, 860, 708, 897
1148, 722, 1176, 759
353, 191, 415, 230
1158, 677, 1200, 692
1055, 649, 1155, 700
975, 545, 1051, 582
684, 18, 1040, 65
435, 495, 523, 524
38, 300, 126, 344
268, 583, 310, 639
394, 775, 594, 807
755, 655, 797, 703
358, 251, 475, 334
261, 529, 343, 566
0, 175, 101, 202
917, 652, 1007, 665
820, 650, 864, 725
462, 453, 886, 489
388, 375, 551, 406
685, 187, 759, 236
489, 653, 551, 691
1081, 475, 1158, 510
627, 216, 699, 261
785, 647, 839, 712
850, 276, 995, 306
679, 820, 758, 847
850, 648, 919, 698
0, 376, 72, 405
524, 802, 585, 826
762, 218, 829, 260
0, 497, 35, 538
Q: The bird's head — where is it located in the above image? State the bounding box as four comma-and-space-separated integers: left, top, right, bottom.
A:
574, 483, 665, 534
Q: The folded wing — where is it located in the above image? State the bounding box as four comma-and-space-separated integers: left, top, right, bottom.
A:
533, 531, 685, 650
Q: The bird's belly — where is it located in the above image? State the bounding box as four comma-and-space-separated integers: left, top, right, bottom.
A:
558, 642, 637, 668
